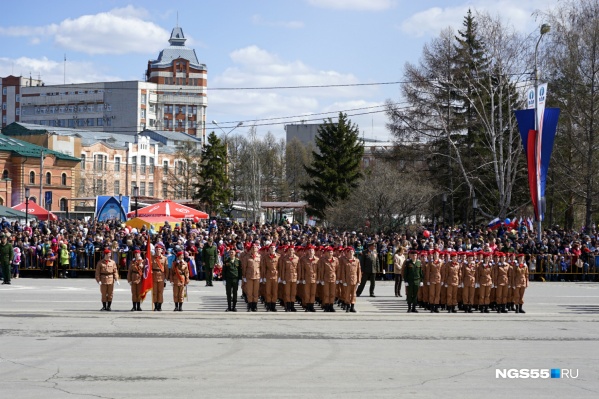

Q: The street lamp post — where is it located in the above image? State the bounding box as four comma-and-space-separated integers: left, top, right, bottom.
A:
442, 193, 447, 227
472, 194, 478, 228
25, 187, 30, 226
133, 186, 139, 218
212, 121, 243, 174
534, 23, 551, 243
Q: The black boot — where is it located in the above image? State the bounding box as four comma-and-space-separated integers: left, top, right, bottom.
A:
451, 305, 457, 313
501, 304, 508, 313
350, 304, 356, 313
232, 302, 237, 312
329, 304, 335, 312
153, 303, 157, 312
227, 300, 232, 312
484, 305, 489, 313
434, 304, 439, 313
101, 302, 107, 311
468, 305, 473, 313
519, 304, 526, 314
178, 302, 183, 312
131, 302, 136, 311
430, 304, 435, 313
157, 303, 162, 311
271, 302, 277, 312
412, 304, 418, 313
174, 302, 179, 311
251, 302, 257, 312
285, 302, 290, 312
407, 303, 412, 313
291, 303, 297, 312
137, 302, 142, 311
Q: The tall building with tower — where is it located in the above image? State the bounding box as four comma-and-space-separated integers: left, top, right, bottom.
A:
1, 26, 208, 143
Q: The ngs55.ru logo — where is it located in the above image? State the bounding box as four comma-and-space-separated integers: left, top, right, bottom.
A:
496, 369, 579, 379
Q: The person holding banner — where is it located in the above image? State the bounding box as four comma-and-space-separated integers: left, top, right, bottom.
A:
127, 248, 144, 311
152, 244, 168, 311
169, 251, 190, 311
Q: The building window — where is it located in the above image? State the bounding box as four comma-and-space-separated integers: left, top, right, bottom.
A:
79, 179, 86, 194
162, 182, 168, 199
59, 198, 68, 212
2, 87, 6, 95
114, 157, 120, 172
163, 160, 168, 175
81, 154, 86, 170
140, 182, 146, 197
140, 109, 146, 119
132, 156, 137, 173
97, 118, 104, 126
2, 170, 8, 179
149, 157, 155, 174
140, 156, 146, 174
148, 182, 154, 197
131, 182, 137, 196
29, 171, 36, 184
61, 173, 67, 186
94, 155, 107, 171
86, 118, 95, 126
141, 94, 146, 104
175, 161, 186, 176
114, 180, 120, 195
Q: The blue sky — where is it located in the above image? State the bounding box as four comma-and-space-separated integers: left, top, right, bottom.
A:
0, 0, 557, 140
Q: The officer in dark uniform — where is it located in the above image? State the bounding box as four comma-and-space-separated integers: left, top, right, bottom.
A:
0, 233, 14, 285
202, 237, 218, 286
356, 241, 380, 297
403, 250, 424, 313
223, 248, 242, 312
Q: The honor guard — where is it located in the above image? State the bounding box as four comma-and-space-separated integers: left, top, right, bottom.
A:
403, 250, 423, 313
127, 248, 144, 311
152, 244, 168, 311
95, 248, 119, 311
169, 251, 190, 311
223, 248, 242, 312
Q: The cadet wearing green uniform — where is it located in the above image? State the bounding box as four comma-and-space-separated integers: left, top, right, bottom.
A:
0, 234, 14, 285
402, 250, 424, 313
202, 237, 218, 287
223, 249, 242, 312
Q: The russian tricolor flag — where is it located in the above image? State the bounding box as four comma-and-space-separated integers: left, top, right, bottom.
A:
188, 258, 197, 278
487, 218, 502, 230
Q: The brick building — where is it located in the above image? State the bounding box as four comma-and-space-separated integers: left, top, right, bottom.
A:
0, 133, 80, 211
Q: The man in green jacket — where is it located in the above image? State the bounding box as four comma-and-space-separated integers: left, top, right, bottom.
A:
402, 250, 424, 313
202, 237, 218, 287
356, 241, 380, 297
222, 248, 242, 311
0, 234, 14, 285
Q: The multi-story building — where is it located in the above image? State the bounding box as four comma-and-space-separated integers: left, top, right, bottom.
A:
0, 132, 80, 211
0, 26, 207, 142
2, 122, 201, 208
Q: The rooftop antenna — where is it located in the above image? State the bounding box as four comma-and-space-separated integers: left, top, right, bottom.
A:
63, 54, 66, 84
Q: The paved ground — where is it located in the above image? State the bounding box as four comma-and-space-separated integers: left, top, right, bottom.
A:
0, 278, 598, 398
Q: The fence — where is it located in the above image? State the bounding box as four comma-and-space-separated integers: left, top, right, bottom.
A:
528, 253, 598, 282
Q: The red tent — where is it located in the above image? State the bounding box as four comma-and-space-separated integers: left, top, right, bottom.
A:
12, 202, 58, 221
127, 199, 209, 220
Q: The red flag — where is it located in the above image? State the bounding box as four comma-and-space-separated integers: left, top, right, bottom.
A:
140, 239, 153, 302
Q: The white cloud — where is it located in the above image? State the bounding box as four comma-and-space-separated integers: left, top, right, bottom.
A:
307, 0, 396, 11
0, 6, 171, 55
0, 56, 123, 85
400, 0, 559, 38
209, 46, 387, 139
251, 15, 304, 29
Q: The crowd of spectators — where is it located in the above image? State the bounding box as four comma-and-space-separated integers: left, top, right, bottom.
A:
0, 215, 597, 282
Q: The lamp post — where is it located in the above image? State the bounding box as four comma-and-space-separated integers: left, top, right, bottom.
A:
3, 178, 11, 207
472, 194, 478, 228
534, 23, 551, 242
133, 186, 139, 218
442, 193, 447, 227
212, 120, 243, 175
25, 187, 30, 226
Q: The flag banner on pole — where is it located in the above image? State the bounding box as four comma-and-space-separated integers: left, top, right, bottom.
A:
514, 107, 561, 222
140, 239, 153, 302
188, 258, 197, 278
487, 218, 501, 230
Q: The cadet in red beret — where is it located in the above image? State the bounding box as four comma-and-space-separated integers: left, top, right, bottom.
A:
95, 248, 119, 311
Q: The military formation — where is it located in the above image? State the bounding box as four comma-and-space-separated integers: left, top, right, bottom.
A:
93, 242, 529, 314
400, 249, 529, 314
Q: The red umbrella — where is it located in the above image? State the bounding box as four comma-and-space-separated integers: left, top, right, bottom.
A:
127, 199, 209, 220
12, 202, 58, 221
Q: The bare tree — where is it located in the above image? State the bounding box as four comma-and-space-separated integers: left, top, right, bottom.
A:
162, 141, 201, 200
327, 162, 435, 232
286, 137, 313, 201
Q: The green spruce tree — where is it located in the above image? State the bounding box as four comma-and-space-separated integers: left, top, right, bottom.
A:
301, 112, 364, 219
194, 132, 231, 216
